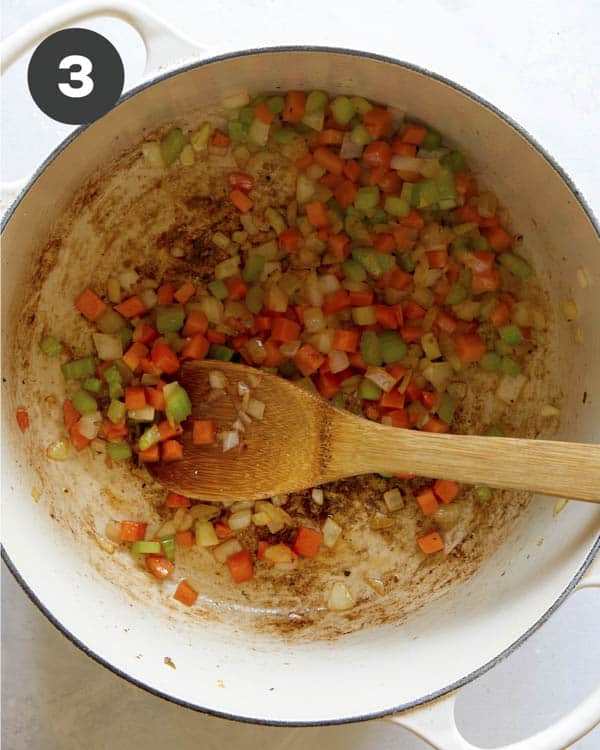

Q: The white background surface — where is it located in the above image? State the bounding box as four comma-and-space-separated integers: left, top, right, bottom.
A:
1, 0, 599, 747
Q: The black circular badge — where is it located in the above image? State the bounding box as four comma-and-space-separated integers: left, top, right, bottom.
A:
28, 28, 124, 125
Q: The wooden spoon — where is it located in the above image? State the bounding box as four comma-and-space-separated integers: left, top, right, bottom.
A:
149, 360, 600, 503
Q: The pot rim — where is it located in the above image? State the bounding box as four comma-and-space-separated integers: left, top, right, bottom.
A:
2, 44, 599, 727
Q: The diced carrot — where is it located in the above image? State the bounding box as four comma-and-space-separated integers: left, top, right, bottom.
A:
138, 443, 160, 462
380, 388, 405, 410
320, 172, 343, 190
392, 226, 414, 252
388, 408, 410, 428
334, 179, 358, 208
156, 283, 175, 305
15, 407, 29, 431
262, 339, 285, 367
294, 344, 325, 376
228, 172, 255, 193
333, 328, 359, 353
313, 146, 344, 176
426, 249, 448, 268
133, 322, 159, 345
254, 316, 272, 332
363, 106, 392, 139
292, 527, 323, 558
434, 311, 458, 335
282, 91, 306, 123
455, 172, 476, 196
404, 380, 422, 402
318, 129, 344, 146
158, 420, 184, 442
348, 351, 368, 370
479, 214, 499, 228
254, 101, 275, 124
385, 269, 413, 290
151, 342, 180, 374
257, 540, 270, 560
114, 296, 146, 319
306, 200, 329, 228
401, 123, 427, 145
63, 399, 79, 430
393, 472, 416, 479
401, 325, 424, 343
432, 275, 449, 305
374, 306, 397, 330
101, 419, 128, 442
388, 363, 406, 380
483, 226, 512, 252
120, 521, 147, 542
174, 579, 199, 606
398, 210, 425, 229
373, 233, 395, 254
206, 329, 227, 345
295, 153, 314, 169
125, 386, 146, 410
146, 556, 175, 580
490, 302, 511, 328
166, 492, 191, 508
363, 140, 392, 168
422, 416, 450, 433
417, 530, 444, 555
139, 357, 161, 376
210, 129, 230, 147
162, 440, 183, 462
433, 479, 459, 504
123, 342, 148, 372
472, 270, 501, 293
214, 522, 231, 540
69, 422, 91, 451
327, 233, 351, 260
278, 226, 304, 253
75, 287, 107, 321
316, 371, 339, 400
349, 290, 374, 307
455, 333, 486, 363
175, 530, 195, 547
181, 333, 209, 360
192, 419, 216, 445
182, 310, 208, 337
420, 390, 439, 410
230, 189, 253, 213
404, 301, 426, 320
343, 159, 362, 183
226, 549, 254, 583
377, 169, 401, 193
174, 281, 195, 304
391, 138, 417, 157
271, 317, 301, 342
416, 487, 440, 515
322, 288, 351, 314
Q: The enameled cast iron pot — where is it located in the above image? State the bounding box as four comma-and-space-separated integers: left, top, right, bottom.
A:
2, 3, 599, 748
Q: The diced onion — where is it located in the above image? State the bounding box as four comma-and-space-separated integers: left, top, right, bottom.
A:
541, 404, 560, 417
280, 340, 301, 357
128, 406, 156, 422
553, 498, 568, 517
215, 256, 240, 280
422, 362, 453, 391
190, 504, 220, 521
96, 307, 125, 334
221, 431, 240, 452
93, 333, 123, 361
78, 411, 101, 440
212, 231, 231, 250
365, 577, 385, 595
365, 367, 396, 393
477, 191, 497, 218
296, 175, 316, 204
561, 300, 578, 322
264, 544, 296, 563
329, 350, 349, 374
383, 488, 403, 512
46, 439, 68, 461
141, 374, 160, 386
119, 269, 139, 290
370, 512, 394, 530
222, 92, 250, 109
322, 517, 342, 548
213, 538, 243, 563
421, 332, 442, 361
232, 419, 245, 433
311, 488, 324, 505
228, 509, 252, 530
319, 274, 340, 294
303, 306, 326, 333
310, 329, 335, 355
140, 288, 157, 309
496, 373, 527, 405
272, 494, 288, 506
264, 284, 288, 313
240, 214, 258, 235
327, 582, 355, 611
390, 155, 424, 173
340, 132, 363, 159
198, 295, 224, 324
142, 141, 164, 168
306, 164, 326, 181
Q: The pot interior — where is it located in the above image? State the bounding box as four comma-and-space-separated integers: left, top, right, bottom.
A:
2, 50, 599, 723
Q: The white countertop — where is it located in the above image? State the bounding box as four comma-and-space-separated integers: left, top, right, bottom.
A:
2, 0, 599, 747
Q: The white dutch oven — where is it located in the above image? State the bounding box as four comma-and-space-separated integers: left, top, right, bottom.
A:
2, 3, 599, 748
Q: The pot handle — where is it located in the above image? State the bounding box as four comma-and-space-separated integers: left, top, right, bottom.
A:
0, 0, 203, 199
387, 555, 600, 750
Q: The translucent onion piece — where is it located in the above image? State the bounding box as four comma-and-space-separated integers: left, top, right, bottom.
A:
327, 582, 355, 611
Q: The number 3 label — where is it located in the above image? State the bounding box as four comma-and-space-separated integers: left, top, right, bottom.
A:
58, 55, 94, 98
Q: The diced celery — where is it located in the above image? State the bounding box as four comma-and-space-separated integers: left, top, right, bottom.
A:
61, 356, 95, 380
458, 266, 472, 288
480, 351, 502, 372
399, 252, 416, 273
441, 150, 467, 172
238, 106, 255, 125
354, 186, 380, 211
495, 339, 513, 356
421, 332, 441, 360
306, 90, 328, 113
384, 196, 410, 217
265, 207, 286, 234
273, 128, 294, 144
191, 122, 212, 151
331, 391, 346, 410
352, 306, 377, 325
107, 442, 132, 461
245, 285, 264, 314
40, 335, 62, 357
358, 378, 382, 401
248, 118, 270, 146
164, 382, 192, 424
208, 280, 228, 299
415, 180, 439, 209
156, 305, 185, 333
435, 168, 456, 209
421, 128, 442, 150
208, 344, 234, 361
471, 235, 490, 252
109, 382, 123, 400
400, 182, 414, 204
360, 331, 382, 366
131, 540, 161, 554
350, 123, 372, 146
139, 424, 161, 451
379, 331, 407, 364
72, 389, 98, 415
107, 399, 126, 424
352, 247, 382, 278
500, 356, 522, 377
242, 254, 265, 283
437, 394, 456, 423
368, 206, 387, 225
228, 120, 248, 142
119, 327, 133, 349
498, 253, 532, 278
499, 325, 523, 345
343, 258, 367, 282
345, 208, 371, 242
160, 128, 187, 166
279, 359, 300, 379
83, 377, 102, 394
104, 366, 122, 384
330, 96, 355, 126
476, 486, 492, 501
446, 284, 468, 305
479, 294, 498, 320
375, 252, 395, 273
267, 95, 285, 114
161, 536, 176, 562
350, 96, 373, 115
378, 471, 393, 478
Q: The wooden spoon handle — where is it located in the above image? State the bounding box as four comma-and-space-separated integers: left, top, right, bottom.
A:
330, 420, 600, 502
